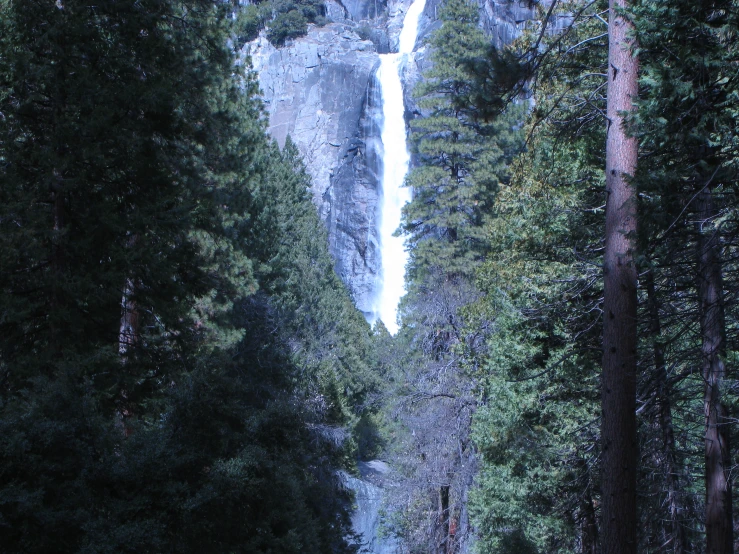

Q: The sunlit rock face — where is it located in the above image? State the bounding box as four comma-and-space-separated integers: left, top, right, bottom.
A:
245, 0, 541, 319
247, 23, 382, 315
244, 0, 427, 321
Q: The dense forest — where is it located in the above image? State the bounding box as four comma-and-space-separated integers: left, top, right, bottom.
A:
379, 0, 739, 552
0, 1, 376, 551
1, 0, 739, 553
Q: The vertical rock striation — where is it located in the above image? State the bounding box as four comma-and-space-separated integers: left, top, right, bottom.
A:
247, 25, 382, 314
245, 1, 425, 317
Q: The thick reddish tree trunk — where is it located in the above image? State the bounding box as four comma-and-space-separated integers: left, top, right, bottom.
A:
696, 187, 732, 554
601, 1, 639, 553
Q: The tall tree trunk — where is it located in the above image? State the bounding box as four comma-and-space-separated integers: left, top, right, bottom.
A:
601, 1, 639, 552
457, 460, 473, 554
118, 233, 139, 358
50, 171, 65, 352
117, 277, 137, 437
117, 234, 139, 437
579, 480, 599, 554
439, 484, 450, 554
646, 269, 688, 554
118, 276, 139, 357
696, 187, 732, 554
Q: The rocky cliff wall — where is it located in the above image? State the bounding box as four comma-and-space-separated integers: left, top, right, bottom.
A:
244, 0, 539, 315
247, 22, 382, 315
342, 461, 398, 554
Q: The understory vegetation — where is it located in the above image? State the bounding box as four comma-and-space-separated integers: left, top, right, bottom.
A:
235, 0, 330, 46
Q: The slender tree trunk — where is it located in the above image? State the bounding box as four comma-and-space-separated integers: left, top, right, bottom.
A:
51, 176, 65, 270
696, 187, 732, 554
439, 484, 450, 554
646, 269, 688, 554
457, 462, 473, 554
580, 484, 599, 554
117, 276, 137, 437
117, 234, 139, 437
50, 171, 65, 352
118, 276, 139, 357
118, 234, 139, 358
601, 1, 639, 552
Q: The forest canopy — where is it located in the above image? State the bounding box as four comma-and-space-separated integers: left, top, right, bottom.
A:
375, 0, 739, 553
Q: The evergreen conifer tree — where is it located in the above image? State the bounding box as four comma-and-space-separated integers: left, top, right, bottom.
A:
0, 2, 362, 551
632, 1, 739, 550
402, 0, 523, 281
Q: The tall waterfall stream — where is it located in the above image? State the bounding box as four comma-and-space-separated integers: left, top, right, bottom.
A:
372, 0, 427, 335
348, 4, 427, 552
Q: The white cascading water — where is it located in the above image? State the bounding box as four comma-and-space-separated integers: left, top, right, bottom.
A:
374, 0, 427, 335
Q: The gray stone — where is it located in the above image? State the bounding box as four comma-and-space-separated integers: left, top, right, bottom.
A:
342, 0, 388, 21
245, 0, 541, 318
325, 0, 350, 22
342, 461, 398, 554
246, 24, 382, 314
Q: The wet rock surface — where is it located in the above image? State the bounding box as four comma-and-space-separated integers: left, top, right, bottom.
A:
342, 461, 398, 554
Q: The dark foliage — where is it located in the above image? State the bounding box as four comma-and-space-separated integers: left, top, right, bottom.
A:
0, 1, 365, 551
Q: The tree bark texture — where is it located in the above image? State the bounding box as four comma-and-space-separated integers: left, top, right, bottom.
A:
117, 235, 139, 437
439, 484, 450, 554
580, 485, 599, 554
50, 172, 65, 352
457, 465, 473, 554
601, 1, 639, 553
118, 276, 139, 357
696, 187, 732, 554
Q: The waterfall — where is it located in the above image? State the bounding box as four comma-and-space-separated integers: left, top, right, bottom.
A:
373, 0, 427, 335
343, 461, 398, 554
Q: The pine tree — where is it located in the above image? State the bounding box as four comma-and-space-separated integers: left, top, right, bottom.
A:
632, 1, 739, 550
401, 0, 523, 281
0, 2, 362, 551
600, 0, 640, 551
0, 0, 265, 390
463, 2, 612, 551
470, 83, 606, 553
448, 0, 739, 551
248, 138, 377, 426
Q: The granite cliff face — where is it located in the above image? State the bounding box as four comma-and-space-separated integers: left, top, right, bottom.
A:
245, 0, 539, 315
248, 21, 382, 315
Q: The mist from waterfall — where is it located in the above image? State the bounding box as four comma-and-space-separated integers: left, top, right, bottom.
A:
373, 0, 426, 335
